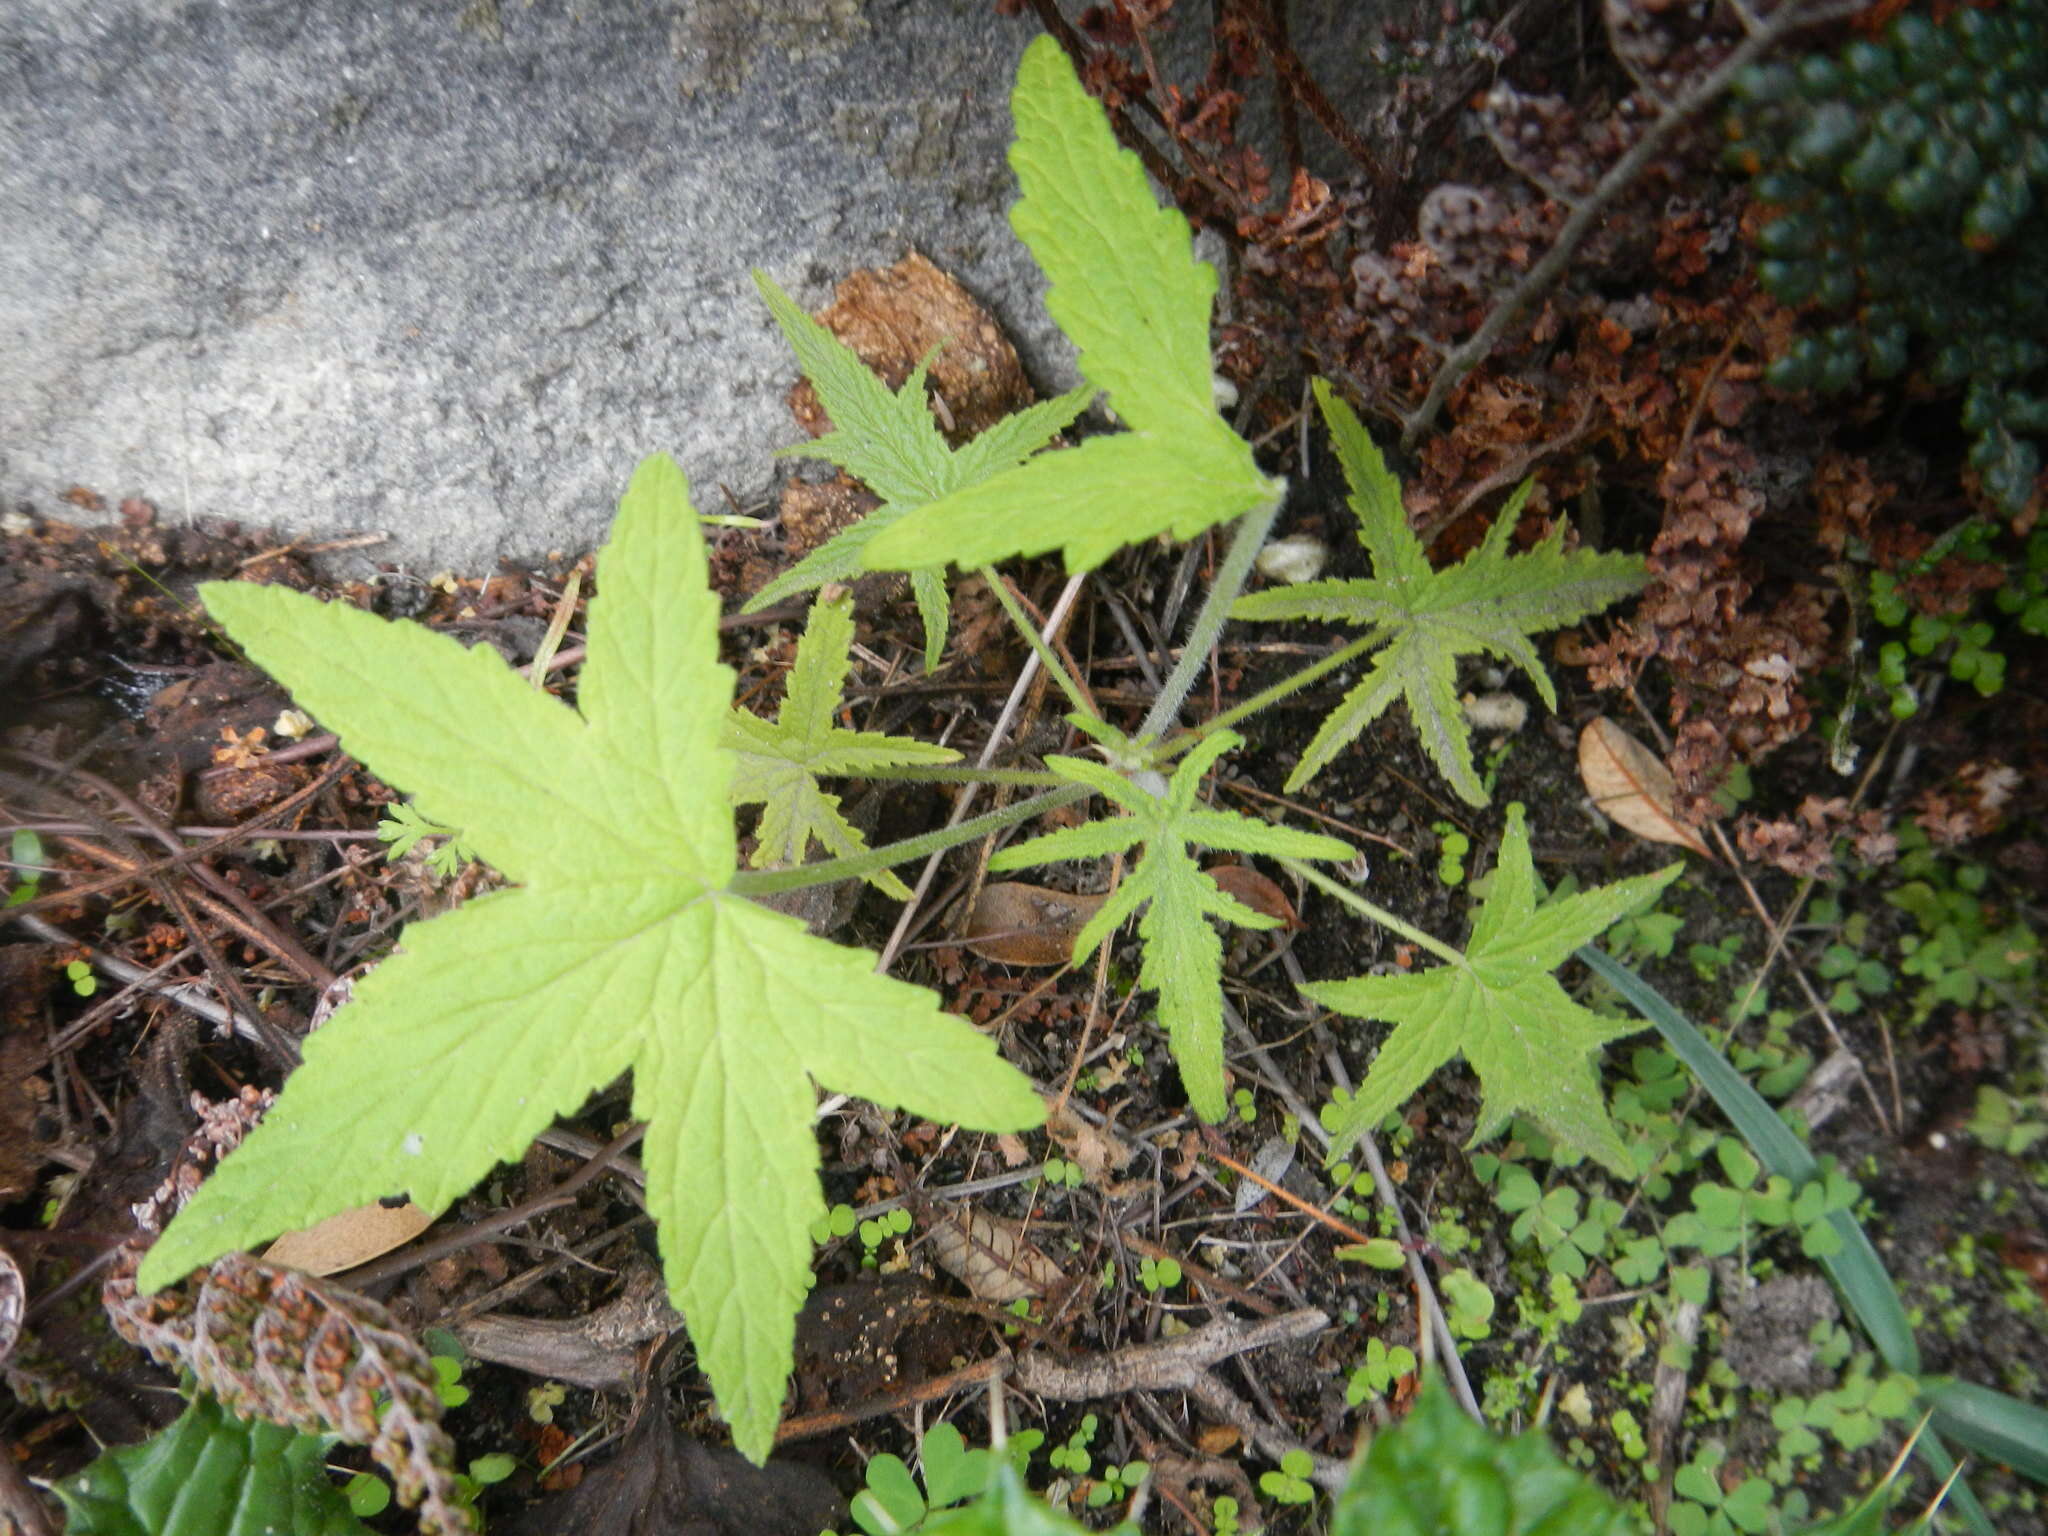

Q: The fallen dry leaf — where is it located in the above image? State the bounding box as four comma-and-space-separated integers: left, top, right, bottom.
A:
1577, 717, 1712, 858
962, 882, 1108, 966
1195, 1424, 1243, 1455
263, 1199, 434, 1276
926, 1209, 1066, 1302
1045, 1097, 1137, 1186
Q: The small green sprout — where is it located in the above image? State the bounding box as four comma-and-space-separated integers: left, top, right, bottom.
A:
1087, 1460, 1148, 1508
5, 829, 43, 907
526, 1381, 568, 1424
810, 1202, 859, 1244
1431, 821, 1469, 887
1336, 1236, 1407, 1270
1345, 1337, 1417, 1406
430, 1354, 470, 1410
1258, 1449, 1315, 1505
1138, 1256, 1181, 1293
1441, 1268, 1495, 1340
858, 1207, 913, 1261
1048, 1414, 1097, 1477
1040, 1157, 1085, 1190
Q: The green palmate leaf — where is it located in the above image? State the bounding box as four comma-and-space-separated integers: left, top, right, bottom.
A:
1233, 381, 1646, 804
49, 1393, 373, 1536
1309, 805, 1681, 1174
744, 269, 1090, 669
989, 730, 1351, 1120
138, 454, 1045, 1462
725, 591, 958, 899
1331, 1378, 1641, 1536
862, 36, 1279, 575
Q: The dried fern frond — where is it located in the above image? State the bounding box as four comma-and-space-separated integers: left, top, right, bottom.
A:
102, 1088, 474, 1536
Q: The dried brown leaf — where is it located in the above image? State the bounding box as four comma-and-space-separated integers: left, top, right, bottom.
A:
925, 1210, 1065, 1302
1578, 717, 1711, 858
1044, 1098, 1137, 1186
962, 882, 1108, 967
1200, 863, 1298, 927
264, 1199, 435, 1277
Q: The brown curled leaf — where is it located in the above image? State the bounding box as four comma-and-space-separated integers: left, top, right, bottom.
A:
264, 1199, 435, 1277
962, 882, 1108, 966
1577, 717, 1712, 858
925, 1209, 1066, 1302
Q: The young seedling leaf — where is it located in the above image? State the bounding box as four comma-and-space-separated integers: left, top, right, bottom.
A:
745, 269, 1090, 669
1307, 804, 1681, 1174
862, 36, 1279, 575
137, 454, 1046, 1462
1234, 380, 1646, 804
726, 591, 959, 899
989, 731, 1351, 1120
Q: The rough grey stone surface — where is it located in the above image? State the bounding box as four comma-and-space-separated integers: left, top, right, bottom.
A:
1, 0, 1391, 575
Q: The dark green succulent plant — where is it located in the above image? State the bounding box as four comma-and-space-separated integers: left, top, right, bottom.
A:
1725, 0, 2048, 512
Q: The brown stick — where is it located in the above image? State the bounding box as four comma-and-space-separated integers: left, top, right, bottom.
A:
775, 1306, 1328, 1447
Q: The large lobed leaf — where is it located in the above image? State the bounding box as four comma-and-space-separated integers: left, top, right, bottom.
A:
989, 731, 1351, 1120
1308, 804, 1681, 1174
139, 454, 1045, 1461
1234, 381, 1646, 804
862, 36, 1279, 575
725, 591, 958, 899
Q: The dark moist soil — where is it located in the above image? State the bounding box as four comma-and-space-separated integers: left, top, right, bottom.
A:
2, 494, 2045, 1536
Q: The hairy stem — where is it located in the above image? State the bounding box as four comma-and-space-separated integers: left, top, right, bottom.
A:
1282, 858, 1465, 967
854, 764, 1068, 788
1161, 632, 1383, 758
728, 785, 1091, 897
1139, 489, 1288, 743
982, 566, 1097, 723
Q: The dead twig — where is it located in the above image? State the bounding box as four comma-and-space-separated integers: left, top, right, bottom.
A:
775, 1305, 1332, 1473
873, 573, 1089, 975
